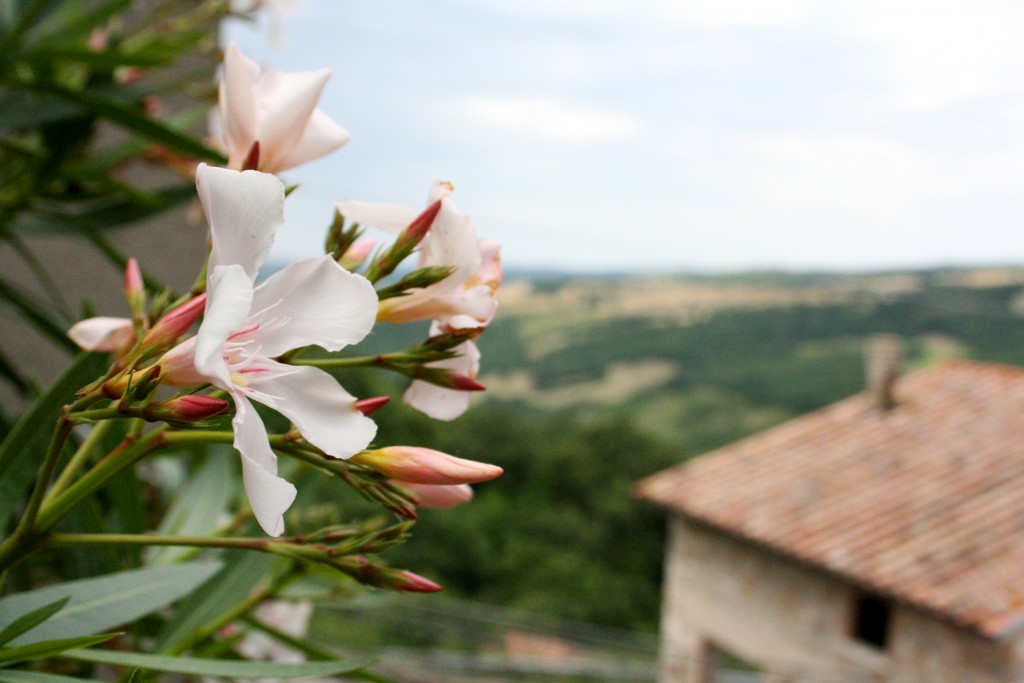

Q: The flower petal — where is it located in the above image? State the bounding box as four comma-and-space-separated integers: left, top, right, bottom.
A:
219, 42, 261, 168
403, 340, 481, 421
275, 108, 351, 172
246, 360, 377, 459
233, 395, 297, 536
251, 66, 331, 173
334, 199, 417, 234
246, 255, 377, 358
418, 196, 481, 284
195, 265, 254, 388
67, 316, 134, 352
197, 164, 284, 279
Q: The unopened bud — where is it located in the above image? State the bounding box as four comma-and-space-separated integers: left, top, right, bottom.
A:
354, 396, 390, 416
104, 364, 163, 401
403, 483, 474, 509
124, 258, 146, 325
449, 374, 486, 391
149, 395, 231, 423
364, 200, 443, 283
392, 570, 443, 593
353, 446, 503, 485
396, 200, 442, 251
140, 294, 206, 350
337, 238, 376, 271
124, 258, 144, 302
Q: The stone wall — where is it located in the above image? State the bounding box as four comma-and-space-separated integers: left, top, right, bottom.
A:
658, 516, 1020, 683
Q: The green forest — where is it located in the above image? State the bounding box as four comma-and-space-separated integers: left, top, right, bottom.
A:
342, 269, 1024, 633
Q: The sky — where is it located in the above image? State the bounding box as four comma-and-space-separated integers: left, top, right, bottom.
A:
226, 0, 1024, 274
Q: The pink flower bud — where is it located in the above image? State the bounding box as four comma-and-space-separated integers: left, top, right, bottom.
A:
88, 28, 108, 51
353, 396, 390, 416
393, 571, 443, 593
449, 374, 487, 392
124, 258, 144, 301
337, 238, 376, 270
160, 395, 231, 422
403, 483, 474, 509
141, 294, 206, 349
395, 199, 442, 250
353, 446, 503, 485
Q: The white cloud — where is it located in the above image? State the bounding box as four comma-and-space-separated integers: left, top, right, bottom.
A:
471, 0, 814, 29
458, 95, 641, 143
830, 0, 1024, 111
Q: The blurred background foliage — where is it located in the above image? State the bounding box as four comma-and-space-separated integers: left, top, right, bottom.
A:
0, 0, 227, 428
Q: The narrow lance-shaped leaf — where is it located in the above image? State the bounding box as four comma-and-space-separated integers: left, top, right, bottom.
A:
0, 633, 120, 666
34, 83, 225, 162
155, 551, 273, 654
0, 670, 106, 683
0, 597, 68, 646
0, 561, 223, 645
60, 649, 376, 679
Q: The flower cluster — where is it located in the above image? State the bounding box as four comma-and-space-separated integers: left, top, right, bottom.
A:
67, 42, 504, 540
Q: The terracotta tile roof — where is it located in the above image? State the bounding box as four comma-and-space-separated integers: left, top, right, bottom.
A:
635, 360, 1024, 639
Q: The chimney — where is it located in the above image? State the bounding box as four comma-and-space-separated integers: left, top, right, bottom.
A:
866, 335, 902, 411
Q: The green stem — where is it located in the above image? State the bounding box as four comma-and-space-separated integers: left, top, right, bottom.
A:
45, 419, 117, 503
17, 416, 72, 534
0, 414, 72, 571
69, 407, 127, 423
289, 356, 384, 370
34, 427, 168, 534
50, 532, 270, 551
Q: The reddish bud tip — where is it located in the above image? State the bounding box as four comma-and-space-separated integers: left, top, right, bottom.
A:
395, 571, 442, 593
162, 395, 231, 422
142, 294, 206, 348
354, 395, 391, 416
124, 258, 143, 298
399, 199, 443, 246
241, 141, 260, 171
450, 374, 487, 392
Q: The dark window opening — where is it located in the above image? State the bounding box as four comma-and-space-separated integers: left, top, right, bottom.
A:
851, 593, 891, 649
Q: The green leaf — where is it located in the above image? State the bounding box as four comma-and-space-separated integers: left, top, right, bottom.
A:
17, 0, 130, 49
0, 561, 222, 645
146, 453, 234, 566
0, 632, 119, 666
0, 276, 77, 353
0, 86, 84, 133
34, 83, 224, 162
0, 670, 105, 683
11, 184, 197, 235
0, 351, 106, 531
61, 649, 375, 679
0, 597, 68, 646
154, 551, 272, 653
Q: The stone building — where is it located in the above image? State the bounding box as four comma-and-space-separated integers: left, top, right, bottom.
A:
636, 348, 1024, 683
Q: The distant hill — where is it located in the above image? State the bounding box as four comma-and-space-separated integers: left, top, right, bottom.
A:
370, 265, 1024, 453
323, 266, 1024, 632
